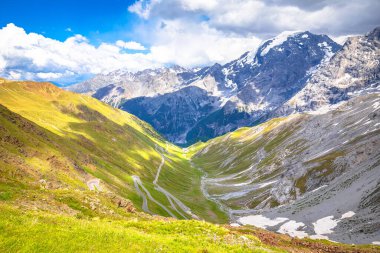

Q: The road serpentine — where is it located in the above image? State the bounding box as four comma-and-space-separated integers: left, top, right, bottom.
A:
189, 160, 233, 220
132, 175, 150, 214
132, 143, 199, 219
132, 175, 177, 218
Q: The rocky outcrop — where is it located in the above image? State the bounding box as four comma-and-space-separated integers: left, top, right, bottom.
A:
118, 31, 340, 144
71, 28, 379, 145
278, 27, 380, 115
193, 93, 380, 244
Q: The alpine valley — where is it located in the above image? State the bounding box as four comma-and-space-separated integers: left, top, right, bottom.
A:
1, 25, 380, 253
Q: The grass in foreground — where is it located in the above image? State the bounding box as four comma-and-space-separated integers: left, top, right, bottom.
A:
0, 203, 282, 253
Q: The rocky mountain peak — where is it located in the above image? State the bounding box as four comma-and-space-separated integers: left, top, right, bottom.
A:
366, 26, 380, 41
278, 27, 380, 115
69, 30, 355, 145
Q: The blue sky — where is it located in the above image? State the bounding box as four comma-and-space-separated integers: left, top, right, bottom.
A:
0, 0, 142, 44
0, 0, 379, 85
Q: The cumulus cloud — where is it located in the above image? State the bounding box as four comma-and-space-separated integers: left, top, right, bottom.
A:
116, 40, 146, 50
126, 0, 379, 67
0, 23, 159, 85
128, 0, 160, 19
129, 0, 380, 36
1, 0, 379, 85
149, 19, 261, 66
0, 22, 263, 85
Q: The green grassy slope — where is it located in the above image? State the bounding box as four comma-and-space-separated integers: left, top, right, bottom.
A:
190, 116, 300, 209
1, 79, 379, 252
190, 93, 380, 212
0, 203, 279, 253
0, 78, 225, 222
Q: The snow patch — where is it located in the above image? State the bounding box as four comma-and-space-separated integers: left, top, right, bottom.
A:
239, 211, 357, 241
341, 211, 355, 219
313, 216, 338, 235
312, 211, 356, 236
278, 220, 308, 238
238, 215, 288, 228
310, 234, 330, 240
310, 185, 328, 193
260, 31, 301, 56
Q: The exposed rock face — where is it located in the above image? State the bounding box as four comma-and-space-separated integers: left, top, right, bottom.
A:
71, 28, 380, 146
120, 86, 221, 144
69, 66, 190, 103
108, 194, 136, 213
184, 31, 341, 144
70, 31, 344, 145
278, 27, 380, 115
192, 93, 380, 244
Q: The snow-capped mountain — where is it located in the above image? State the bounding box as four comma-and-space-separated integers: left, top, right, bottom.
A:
187, 31, 341, 143
68, 29, 379, 145
277, 26, 380, 115
68, 66, 190, 107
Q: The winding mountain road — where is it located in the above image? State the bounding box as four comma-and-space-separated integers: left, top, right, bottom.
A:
132, 175, 177, 218
190, 160, 233, 219
132, 175, 150, 214
132, 143, 199, 219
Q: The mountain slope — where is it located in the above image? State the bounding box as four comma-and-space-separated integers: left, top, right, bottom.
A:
69, 66, 190, 105
190, 93, 380, 244
120, 86, 222, 143
82, 31, 339, 145
0, 78, 225, 222
3, 203, 380, 253
0, 79, 280, 253
278, 27, 380, 114
186, 31, 341, 143
1, 78, 380, 251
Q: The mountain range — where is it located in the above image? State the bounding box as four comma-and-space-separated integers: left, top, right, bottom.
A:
1, 26, 379, 251
69, 28, 379, 146
67, 31, 329, 144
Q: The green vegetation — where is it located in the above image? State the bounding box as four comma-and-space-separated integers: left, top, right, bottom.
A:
0, 203, 282, 253
191, 116, 301, 208
295, 150, 345, 194
0, 79, 224, 222
1, 79, 378, 252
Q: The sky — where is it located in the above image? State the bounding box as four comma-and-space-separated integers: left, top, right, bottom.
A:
0, 0, 379, 85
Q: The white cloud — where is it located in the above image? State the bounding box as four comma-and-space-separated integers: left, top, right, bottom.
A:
149, 20, 261, 67
128, 0, 160, 19
36, 72, 63, 79
129, 0, 380, 36
179, 0, 218, 11
2, 0, 379, 85
331, 34, 358, 45
116, 40, 146, 50
0, 22, 263, 84
0, 23, 160, 84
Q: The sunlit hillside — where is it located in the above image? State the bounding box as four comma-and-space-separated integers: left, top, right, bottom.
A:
0, 78, 225, 221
